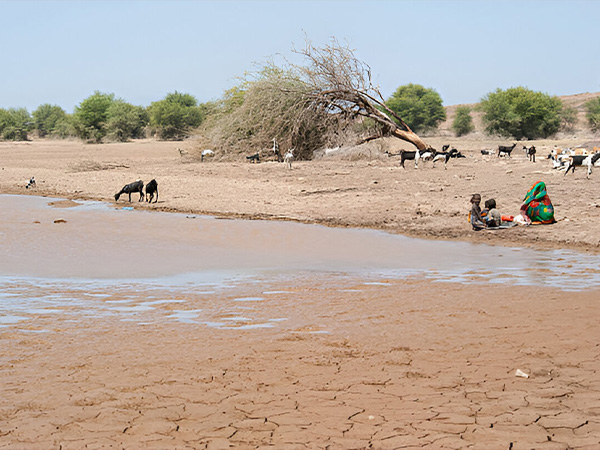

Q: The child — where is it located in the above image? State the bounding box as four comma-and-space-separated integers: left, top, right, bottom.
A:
469, 194, 486, 231
483, 198, 502, 227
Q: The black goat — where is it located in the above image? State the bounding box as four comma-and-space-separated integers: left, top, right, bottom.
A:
400, 150, 424, 168
432, 148, 465, 169
481, 149, 494, 155
145, 179, 158, 203
115, 179, 144, 202
246, 153, 260, 163
524, 145, 536, 162
498, 143, 517, 157
564, 153, 600, 178
272, 138, 283, 162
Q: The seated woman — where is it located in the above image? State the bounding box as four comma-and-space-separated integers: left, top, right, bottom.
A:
520, 181, 556, 224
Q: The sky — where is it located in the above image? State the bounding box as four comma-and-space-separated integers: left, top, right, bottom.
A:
0, 0, 598, 113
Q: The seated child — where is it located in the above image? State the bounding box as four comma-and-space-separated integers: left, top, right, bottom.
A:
468, 194, 486, 231
482, 198, 502, 227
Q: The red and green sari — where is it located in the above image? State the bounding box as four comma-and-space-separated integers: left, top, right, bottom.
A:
521, 181, 556, 224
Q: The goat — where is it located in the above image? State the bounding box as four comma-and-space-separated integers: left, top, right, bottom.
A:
564, 153, 600, 178
498, 143, 517, 157
481, 149, 494, 156
25, 176, 36, 189
177, 148, 187, 157
145, 179, 158, 203
201, 149, 214, 162
246, 152, 260, 163
400, 149, 421, 168
524, 145, 536, 162
115, 179, 144, 202
432, 148, 465, 169
547, 153, 568, 170
419, 150, 436, 165
272, 138, 283, 162
283, 148, 294, 169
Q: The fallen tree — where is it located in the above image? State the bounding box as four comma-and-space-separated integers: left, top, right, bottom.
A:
197, 39, 431, 160
294, 38, 433, 151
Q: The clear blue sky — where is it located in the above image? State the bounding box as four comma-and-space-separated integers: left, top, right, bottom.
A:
1, 0, 598, 113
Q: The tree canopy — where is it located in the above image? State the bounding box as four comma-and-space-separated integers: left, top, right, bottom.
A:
73, 91, 115, 142
106, 100, 149, 141
0, 107, 31, 140
32, 104, 67, 137
72, 92, 149, 142
479, 87, 562, 140
584, 97, 600, 132
385, 84, 446, 133
148, 91, 203, 140
452, 105, 474, 137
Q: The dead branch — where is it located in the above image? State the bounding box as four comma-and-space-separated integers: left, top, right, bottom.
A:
294, 38, 431, 151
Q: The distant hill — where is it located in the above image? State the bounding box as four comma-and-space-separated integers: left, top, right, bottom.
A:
437, 92, 600, 138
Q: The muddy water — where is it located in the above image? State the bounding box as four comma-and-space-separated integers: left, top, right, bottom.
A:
1, 194, 599, 331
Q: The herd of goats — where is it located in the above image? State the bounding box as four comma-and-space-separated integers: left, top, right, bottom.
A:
481, 142, 600, 177
111, 140, 600, 205
24, 138, 598, 205
388, 141, 600, 177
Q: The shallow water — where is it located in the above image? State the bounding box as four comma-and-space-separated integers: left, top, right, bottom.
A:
1, 194, 599, 332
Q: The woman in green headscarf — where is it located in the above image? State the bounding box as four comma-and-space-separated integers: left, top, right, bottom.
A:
520, 181, 556, 224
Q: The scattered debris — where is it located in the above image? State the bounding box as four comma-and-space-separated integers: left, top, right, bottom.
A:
515, 369, 529, 378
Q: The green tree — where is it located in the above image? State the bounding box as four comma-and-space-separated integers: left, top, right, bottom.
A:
584, 97, 600, 132
52, 115, 77, 138
73, 91, 115, 142
560, 105, 578, 132
32, 104, 67, 137
0, 107, 31, 141
385, 84, 446, 133
452, 105, 474, 136
479, 87, 562, 139
148, 91, 202, 140
105, 100, 149, 141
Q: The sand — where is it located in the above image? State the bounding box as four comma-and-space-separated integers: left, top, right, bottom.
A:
1, 137, 599, 449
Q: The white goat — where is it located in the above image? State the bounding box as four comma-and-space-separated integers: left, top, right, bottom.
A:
284, 148, 294, 169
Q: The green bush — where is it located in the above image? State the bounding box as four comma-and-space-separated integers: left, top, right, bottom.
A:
73, 91, 115, 142
105, 101, 148, 142
479, 87, 562, 139
52, 116, 77, 138
385, 83, 446, 133
148, 91, 202, 140
559, 105, 578, 132
585, 97, 600, 132
32, 104, 67, 137
0, 107, 31, 141
452, 106, 474, 137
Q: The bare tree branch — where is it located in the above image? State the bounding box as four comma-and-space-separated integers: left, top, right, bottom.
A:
294, 38, 432, 151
